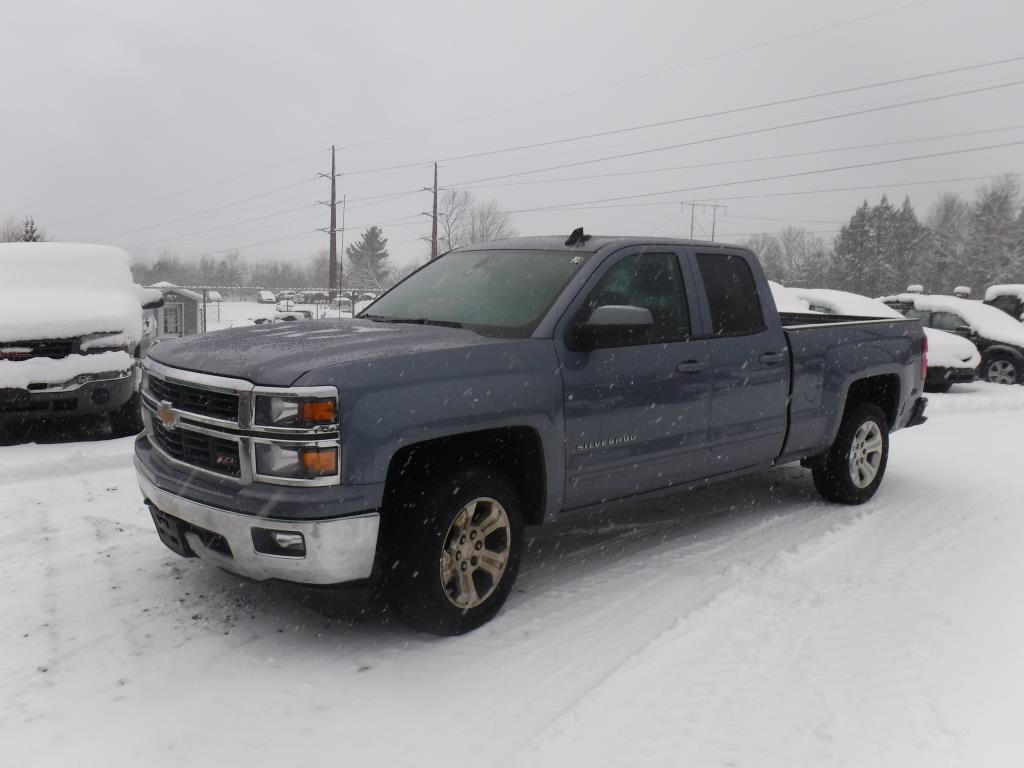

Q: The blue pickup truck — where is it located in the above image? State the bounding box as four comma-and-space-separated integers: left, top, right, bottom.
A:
135, 232, 927, 634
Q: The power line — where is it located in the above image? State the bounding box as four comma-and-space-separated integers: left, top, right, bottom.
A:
121, 204, 314, 250
99, 177, 318, 240
452, 78, 1024, 186
509, 172, 1023, 212
332, 0, 937, 154
456, 124, 1024, 190
339, 55, 1024, 179
438, 56, 1024, 166
503, 140, 1024, 213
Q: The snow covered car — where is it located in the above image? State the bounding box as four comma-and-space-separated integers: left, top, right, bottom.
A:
0, 242, 163, 433
257, 290, 276, 304
779, 287, 980, 393
985, 285, 1024, 322
881, 293, 1024, 385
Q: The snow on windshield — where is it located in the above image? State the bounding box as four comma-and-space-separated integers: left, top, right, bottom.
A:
912, 295, 1024, 346
0, 242, 143, 342
984, 284, 1024, 302
788, 288, 903, 319
768, 281, 812, 313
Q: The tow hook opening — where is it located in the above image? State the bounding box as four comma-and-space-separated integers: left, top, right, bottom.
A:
252, 528, 306, 558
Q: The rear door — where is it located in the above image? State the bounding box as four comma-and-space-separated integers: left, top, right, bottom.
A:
693, 250, 790, 474
557, 247, 711, 509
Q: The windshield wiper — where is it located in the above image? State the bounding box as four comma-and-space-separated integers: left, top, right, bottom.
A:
361, 314, 463, 329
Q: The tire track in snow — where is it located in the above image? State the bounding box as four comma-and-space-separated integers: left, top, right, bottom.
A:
504, 454, 1011, 768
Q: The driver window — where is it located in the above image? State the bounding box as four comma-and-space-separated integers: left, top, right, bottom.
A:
930, 311, 966, 332
579, 252, 690, 347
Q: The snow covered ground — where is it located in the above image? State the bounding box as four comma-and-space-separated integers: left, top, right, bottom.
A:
2, 383, 1024, 767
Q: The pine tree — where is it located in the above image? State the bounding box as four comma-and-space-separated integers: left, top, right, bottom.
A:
923, 193, 970, 293
345, 226, 391, 290
965, 176, 1021, 291
20, 215, 43, 242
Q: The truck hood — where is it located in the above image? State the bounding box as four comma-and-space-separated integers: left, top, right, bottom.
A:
0, 289, 142, 344
148, 319, 509, 386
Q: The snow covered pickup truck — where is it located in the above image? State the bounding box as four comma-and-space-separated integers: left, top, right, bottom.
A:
135, 233, 927, 634
0, 242, 162, 434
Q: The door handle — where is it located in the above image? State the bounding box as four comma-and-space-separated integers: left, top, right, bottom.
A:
759, 351, 786, 365
676, 360, 708, 373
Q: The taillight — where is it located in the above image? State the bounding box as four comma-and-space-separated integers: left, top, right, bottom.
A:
921, 334, 928, 380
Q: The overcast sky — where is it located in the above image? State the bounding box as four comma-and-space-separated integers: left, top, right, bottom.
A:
3, 0, 1023, 272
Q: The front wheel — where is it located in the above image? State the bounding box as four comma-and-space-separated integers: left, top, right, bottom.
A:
385, 467, 524, 635
984, 354, 1020, 385
812, 403, 889, 504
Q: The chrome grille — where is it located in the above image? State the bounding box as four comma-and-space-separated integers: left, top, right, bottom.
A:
147, 374, 239, 420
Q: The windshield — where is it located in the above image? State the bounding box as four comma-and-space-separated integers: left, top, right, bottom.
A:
360, 249, 589, 336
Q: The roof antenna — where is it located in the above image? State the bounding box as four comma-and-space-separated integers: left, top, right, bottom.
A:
565, 227, 591, 246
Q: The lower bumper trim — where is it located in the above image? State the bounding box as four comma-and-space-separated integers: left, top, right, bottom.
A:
137, 470, 379, 585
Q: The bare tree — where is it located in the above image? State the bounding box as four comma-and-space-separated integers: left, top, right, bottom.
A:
437, 188, 516, 252
0, 217, 21, 242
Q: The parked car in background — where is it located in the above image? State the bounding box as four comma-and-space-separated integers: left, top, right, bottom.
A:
275, 301, 313, 322
777, 286, 980, 393
257, 290, 276, 304
985, 285, 1024, 322
881, 293, 1024, 385
0, 242, 163, 434
135, 234, 927, 634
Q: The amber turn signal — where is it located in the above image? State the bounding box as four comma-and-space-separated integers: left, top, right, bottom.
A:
300, 447, 337, 475
300, 400, 336, 424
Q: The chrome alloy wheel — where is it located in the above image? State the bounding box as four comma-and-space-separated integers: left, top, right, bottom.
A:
987, 359, 1017, 385
440, 497, 511, 609
848, 420, 884, 489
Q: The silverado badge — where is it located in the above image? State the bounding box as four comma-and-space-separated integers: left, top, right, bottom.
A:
156, 400, 179, 431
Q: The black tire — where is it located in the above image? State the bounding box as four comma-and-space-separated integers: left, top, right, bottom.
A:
109, 391, 144, 437
924, 378, 952, 394
385, 466, 524, 636
812, 402, 889, 505
982, 353, 1021, 385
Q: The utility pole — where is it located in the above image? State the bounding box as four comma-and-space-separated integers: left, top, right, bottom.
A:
431, 163, 439, 260
681, 201, 727, 241
421, 162, 440, 259
318, 145, 340, 297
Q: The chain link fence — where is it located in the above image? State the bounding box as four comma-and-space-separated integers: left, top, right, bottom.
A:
149, 285, 381, 338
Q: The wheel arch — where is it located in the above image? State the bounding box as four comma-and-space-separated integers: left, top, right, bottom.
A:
383, 426, 547, 525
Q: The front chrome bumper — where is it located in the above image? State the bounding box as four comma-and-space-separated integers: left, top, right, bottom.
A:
137, 468, 380, 585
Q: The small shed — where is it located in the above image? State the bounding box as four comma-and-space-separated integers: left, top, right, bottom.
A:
148, 282, 203, 337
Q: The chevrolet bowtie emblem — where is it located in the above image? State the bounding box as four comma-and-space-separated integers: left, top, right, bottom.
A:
156, 400, 179, 430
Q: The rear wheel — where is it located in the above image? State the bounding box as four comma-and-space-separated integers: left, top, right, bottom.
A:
385, 467, 524, 635
984, 354, 1020, 385
812, 403, 889, 504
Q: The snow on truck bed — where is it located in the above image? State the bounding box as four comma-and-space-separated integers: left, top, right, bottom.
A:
0, 243, 142, 343
2, 383, 1024, 766
776, 286, 979, 370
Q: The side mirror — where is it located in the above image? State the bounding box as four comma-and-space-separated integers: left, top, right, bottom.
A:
574, 305, 654, 350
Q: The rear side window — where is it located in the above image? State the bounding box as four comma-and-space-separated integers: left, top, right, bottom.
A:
696, 253, 765, 336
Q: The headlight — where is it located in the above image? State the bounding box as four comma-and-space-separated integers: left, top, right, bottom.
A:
254, 394, 337, 429
81, 332, 132, 353
254, 443, 338, 480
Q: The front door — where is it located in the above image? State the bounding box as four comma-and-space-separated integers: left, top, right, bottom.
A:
557, 248, 712, 509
